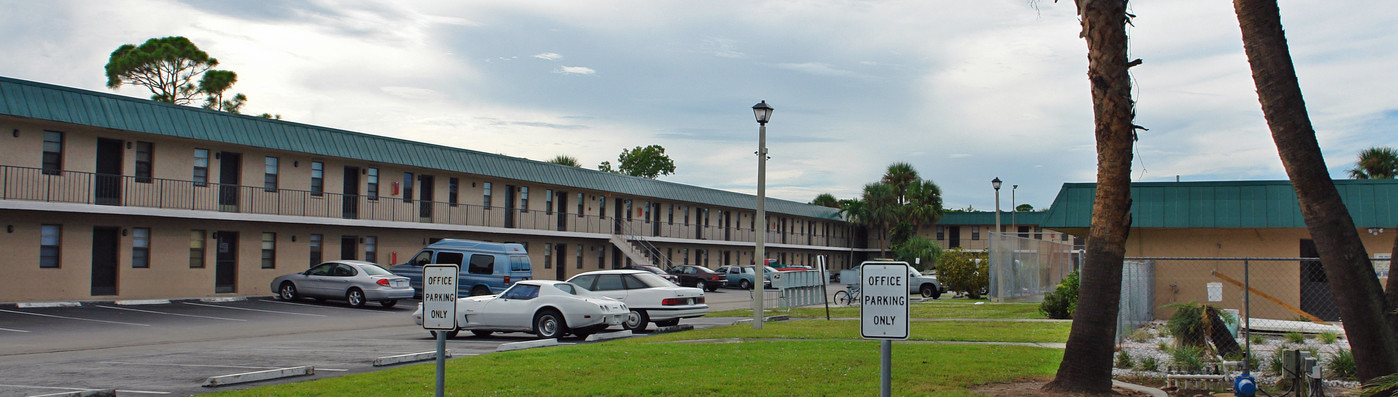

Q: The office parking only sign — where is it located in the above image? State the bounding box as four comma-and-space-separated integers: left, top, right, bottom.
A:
860, 261, 910, 340
422, 265, 458, 330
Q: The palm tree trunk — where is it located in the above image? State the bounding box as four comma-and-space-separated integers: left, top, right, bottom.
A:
1043, 0, 1135, 393
1234, 0, 1398, 386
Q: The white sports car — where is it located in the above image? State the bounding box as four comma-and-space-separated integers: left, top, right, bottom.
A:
413, 280, 628, 339
567, 270, 708, 332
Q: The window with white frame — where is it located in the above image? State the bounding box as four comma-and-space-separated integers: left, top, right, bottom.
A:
310, 162, 324, 196
135, 141, 154, 183
132, 227, 150, 268
365, 236, 378, 263
189, 230, 205, 268
309, 234, 323, 266
42, 131, 63, 175
367, 167, 379, 200
520, 187, 529, 212
193, 149, 209, 186
264, 157, 279, 192
543, 243, 553, 269
261, 232, 276, 269
40, 224, 61, 268
483, 182, 493, 209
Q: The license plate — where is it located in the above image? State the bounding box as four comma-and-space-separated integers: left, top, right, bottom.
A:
605, 315, 623, 326
392, 280, 406, 287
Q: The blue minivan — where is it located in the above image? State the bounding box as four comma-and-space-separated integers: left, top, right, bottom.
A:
390, 239, 533, 296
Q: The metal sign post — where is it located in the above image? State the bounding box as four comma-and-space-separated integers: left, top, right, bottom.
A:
860, 261, 910, 397
422, 264, 459, 397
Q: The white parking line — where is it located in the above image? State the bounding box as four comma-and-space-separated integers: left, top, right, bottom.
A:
99, 361, 347, 371
0, 383, 169, 395
0, 327, 29, 332
182, 302, 328, 317
257, 298, 377, 311
0, 308, 151, 326
97, 305, 249, 321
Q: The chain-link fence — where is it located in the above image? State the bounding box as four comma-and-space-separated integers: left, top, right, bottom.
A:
1116, 260, 1155, 344
1115, 257, 1392, 340
988, 233, 1078, 302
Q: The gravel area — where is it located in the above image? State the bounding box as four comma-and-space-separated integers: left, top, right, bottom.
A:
1110, 321, 1360, 393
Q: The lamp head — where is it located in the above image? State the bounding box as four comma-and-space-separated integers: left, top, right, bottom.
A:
992, 177, 1002, 190
752, 100, 773, 125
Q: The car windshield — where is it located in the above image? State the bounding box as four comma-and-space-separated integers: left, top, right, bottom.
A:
631, 272, 675, 287
553, 283, 580, 295
360, 264, 393, 276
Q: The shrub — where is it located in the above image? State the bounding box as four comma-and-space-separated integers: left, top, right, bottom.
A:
892, 236, 942, 272
1171, 344, 1207, 373
936, 248, 988, 298
1318, 331, 1339, 344
1138, 356, 1160, 372
1266, 351, 1285, 375
1127, 327, 1153, 343
1166, 302, 1212, 349
1327, 349, 1356, 381
1362, 373, 1398, 397
1250, 334, 1266, 345
1285, 331, 1306, 344
1039, 270, 1080, 319
1115, 350, 1133, 369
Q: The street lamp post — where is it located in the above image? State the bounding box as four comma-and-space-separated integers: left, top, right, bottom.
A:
752, 100, 773, 330
991, 177, 1002, 303
1011, 185, 1018, 236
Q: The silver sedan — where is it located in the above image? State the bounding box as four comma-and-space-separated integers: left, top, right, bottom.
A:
271, 260, 415, 308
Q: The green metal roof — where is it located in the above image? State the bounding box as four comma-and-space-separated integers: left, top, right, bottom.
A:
937, 211, 1046, 226
0, 76, 840, 220
1039, 180, 1398, 228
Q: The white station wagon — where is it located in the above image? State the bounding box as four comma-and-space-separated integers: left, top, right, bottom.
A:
567, 269, 708, 332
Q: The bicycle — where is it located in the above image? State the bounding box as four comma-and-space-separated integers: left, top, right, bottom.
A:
832, 284, 861, 305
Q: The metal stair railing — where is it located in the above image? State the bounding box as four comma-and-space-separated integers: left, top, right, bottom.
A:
617, 220, 674, 269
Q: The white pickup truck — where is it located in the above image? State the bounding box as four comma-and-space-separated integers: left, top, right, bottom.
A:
908, 268, 944, 299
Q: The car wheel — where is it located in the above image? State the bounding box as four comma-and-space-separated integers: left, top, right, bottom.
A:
278, 282, 298, 301
534, 309, 567, 339
738, 279, 753, 290
346, 288, 366, 307
471, 330, 493, 337
655, 319, 679, 327
920, 284, 936, 298
470, 286, 492, 296
623, 309, 650, 332
430, 329, 458, 339
380, 299, 398, 308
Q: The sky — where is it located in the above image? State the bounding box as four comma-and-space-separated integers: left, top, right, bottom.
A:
1, 0, 1395, 211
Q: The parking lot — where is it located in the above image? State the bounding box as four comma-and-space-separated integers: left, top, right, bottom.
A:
0, 286, 784, 396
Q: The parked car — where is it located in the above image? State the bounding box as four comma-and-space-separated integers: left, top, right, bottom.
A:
391, 239, 533, 297
764, 258, 812, 272
271, 260, 414, 308
567, 270, 708, 332
715, 265, 777, 290
412, 280, 628, 339
667, 265, 724, 292
909, 268, 944, 299
622, 265, 680, 284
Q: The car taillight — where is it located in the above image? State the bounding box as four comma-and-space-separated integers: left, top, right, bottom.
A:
503, 276, 511, 285
695, 297, 705, 304
710, 275, 722, 281
376, 279, 390, 286
662, 298, 686, 306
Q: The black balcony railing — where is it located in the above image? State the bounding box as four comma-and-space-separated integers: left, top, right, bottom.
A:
0, 164, 852, 247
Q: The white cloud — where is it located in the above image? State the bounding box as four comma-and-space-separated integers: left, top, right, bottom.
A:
533, 52, 562, 61
555, 66, 595, 75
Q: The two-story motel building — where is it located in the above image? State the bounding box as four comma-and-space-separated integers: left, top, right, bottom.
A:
0, 76, 864, 303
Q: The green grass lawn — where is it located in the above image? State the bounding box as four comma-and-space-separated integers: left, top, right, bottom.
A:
710, 299, 1047, 320
208, 318, 1070, 397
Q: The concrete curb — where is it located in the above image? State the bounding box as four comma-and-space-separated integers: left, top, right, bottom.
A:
373, 350, 450, 367
1112, 380, 1169, 397
653, 324, 695, 333
202, 366, 315, 387
115, 299, 170, 306
496, 339, 558, 352
17, 301, 81, 308
27, 390, 116, 397
200, 297, 246, 303
584, 330, 633, 342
